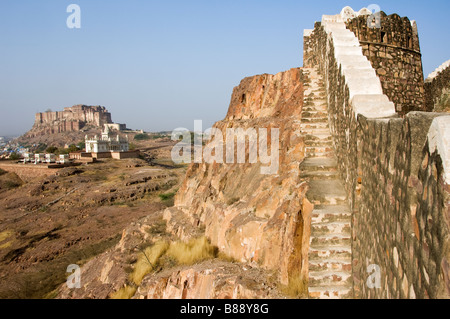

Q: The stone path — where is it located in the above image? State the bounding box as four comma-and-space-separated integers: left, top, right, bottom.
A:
301, 67, 353, 299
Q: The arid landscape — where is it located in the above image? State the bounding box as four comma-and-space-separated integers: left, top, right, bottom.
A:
0, 138, 185, 298
0, 3, 449, 303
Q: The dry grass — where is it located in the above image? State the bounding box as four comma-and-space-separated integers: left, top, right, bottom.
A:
112, 237, 219, 299
0, 241, 13, 249
0, 230, 13, 243
109, 285, 137, 299
281, 273, 308, 299
166, 237, 218, 265
130, 241, 169, 286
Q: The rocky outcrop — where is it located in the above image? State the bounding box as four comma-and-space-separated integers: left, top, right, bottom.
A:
56, 209, 284, 299
134, 260, 283, 299
173, 68, 311, 286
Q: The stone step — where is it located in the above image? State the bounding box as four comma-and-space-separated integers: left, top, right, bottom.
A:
305, 145, 333, 152
304, 134, 333, 141
328, 29, 354, 39
311, 205, 352, 224
309, 246, 352, 261
340, 60, 373, 72
302, 111, 328, 118
350, 94, 396, 118
302, 106, 328, 113
336, 54, 369, 66
309, 259, 352, 273
309, 271, 352, 287
300, 170, 339, 180
308, 286, 353, 299
332, 37, 360, 47
306, 180, 348, 205
323, 22, 347, 31
303, 129, 330, 137
304, 141, 333, 149
300, 157, 337, 170
305, 67, 353, 300
334, 45, 363, 57
311, 222, 351, 236
301, 117, 329, 124
305, 151, 334, 158
310, 234, 351, 248
342, 68, 377, 80
300, 123, 330, 130
346, 76, 384, 99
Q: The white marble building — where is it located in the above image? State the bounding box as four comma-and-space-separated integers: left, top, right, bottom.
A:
85, 125, 129, 153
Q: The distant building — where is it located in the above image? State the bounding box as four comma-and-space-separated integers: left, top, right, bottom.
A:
34, 153, 45, 163
83, 125, 139, 160
104, 123, 127, 131
85, 125, 129, 153
45, 154, 56, 163
59, 154, 70, 164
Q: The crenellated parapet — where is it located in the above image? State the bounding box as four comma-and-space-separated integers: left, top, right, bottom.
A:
425, 60, 450, 112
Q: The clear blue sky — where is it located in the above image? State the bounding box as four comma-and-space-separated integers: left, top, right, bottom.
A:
0, 0, 449, 136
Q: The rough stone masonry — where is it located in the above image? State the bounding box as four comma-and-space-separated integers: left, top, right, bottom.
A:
303, 6, 449, 298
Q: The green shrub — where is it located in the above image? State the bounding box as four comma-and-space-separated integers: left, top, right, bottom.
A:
134, 133, 151, 141
35, 143, 47, 153
9, 153, 21, 161
4, 180, 21, 189
45, 146, 58, 154
67, 144, 79, 153
77, 142, 85, 151
158, 192, 175, 201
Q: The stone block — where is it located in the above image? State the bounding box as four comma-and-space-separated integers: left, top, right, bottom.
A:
350, 94, 396, 118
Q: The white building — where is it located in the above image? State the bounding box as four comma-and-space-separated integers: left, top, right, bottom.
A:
59, 154, 70, 164
85, 125, 129, 153
34, 153, 45, 163
45, 154, 56, 163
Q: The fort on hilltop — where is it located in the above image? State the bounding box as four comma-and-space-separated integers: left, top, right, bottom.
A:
27, 104, 127, 138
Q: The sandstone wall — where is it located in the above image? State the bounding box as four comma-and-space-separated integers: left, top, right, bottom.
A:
304, 14, 449, 298
425, 60, 450, 112
345, 12, 425, 114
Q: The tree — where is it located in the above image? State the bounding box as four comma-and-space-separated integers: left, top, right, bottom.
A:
134, 133, 150, 141
46, 146, 58, 154
35, 143, 47, 153
67, 144, 79, 153
9, 152, 21, 161
77, 142, 86, 151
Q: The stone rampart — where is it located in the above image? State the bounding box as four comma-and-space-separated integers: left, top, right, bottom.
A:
303, 8, 449, 298
425, 60, 450, 112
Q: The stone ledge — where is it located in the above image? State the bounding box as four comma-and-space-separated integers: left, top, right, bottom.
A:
427, 116, 450, 184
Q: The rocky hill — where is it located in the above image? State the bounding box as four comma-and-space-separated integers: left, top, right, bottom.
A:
17, 105, 124, 147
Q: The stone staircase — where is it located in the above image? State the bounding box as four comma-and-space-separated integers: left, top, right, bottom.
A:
301, 67, 353, 299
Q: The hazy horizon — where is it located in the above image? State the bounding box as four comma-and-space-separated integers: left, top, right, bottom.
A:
1, 0, 449, 136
